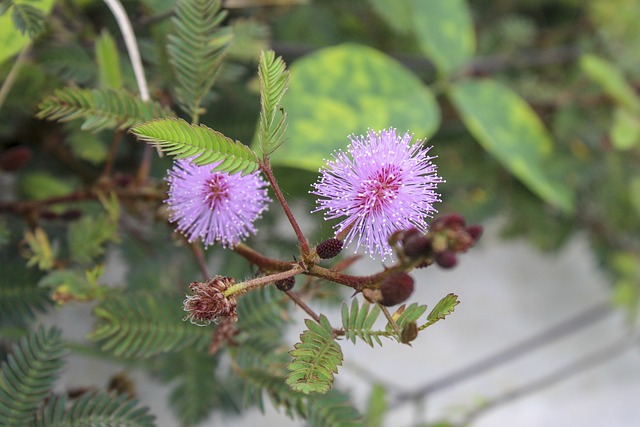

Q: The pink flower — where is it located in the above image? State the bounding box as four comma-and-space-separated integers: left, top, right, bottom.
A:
166, 159, 270, 247
312, 129, 442, 260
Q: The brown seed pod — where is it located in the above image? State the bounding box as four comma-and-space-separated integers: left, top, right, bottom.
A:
379, 272, 415, 306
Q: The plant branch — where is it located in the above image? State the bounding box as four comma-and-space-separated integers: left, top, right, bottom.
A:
284, 290, 321, 323
224, 265, 305, 297
233, 242, 295, 271
102, 0, 149, 101
260, 158, 310, 256
0, 44, 30, 112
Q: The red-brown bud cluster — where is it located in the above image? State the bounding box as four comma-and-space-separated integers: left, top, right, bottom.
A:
183, 276, 237, 325
380, 272, 415, 306
393, 214, 483, 270
316, 238, 344, 259
0, 146, 31, 173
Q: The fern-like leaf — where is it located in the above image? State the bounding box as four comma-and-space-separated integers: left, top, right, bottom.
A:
131, 118, 259, 175
386, 302, 428, 334
257, 50, 289, 157
0, 264, 50, 324
11, 2, 45, 37
31, 391, 156, 427
306, 390, 362, 427
0, 327, 66, 426
244, 369, 361, 426
37, 87, 173, 132
420, 293, 460, 330
168, 0, 232, 120
89, 292, 211, 358
286, 315, 343, 394
341, 299, 383, 347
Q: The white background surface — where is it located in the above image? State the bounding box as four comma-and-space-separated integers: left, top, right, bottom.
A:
50, 220, 640, 426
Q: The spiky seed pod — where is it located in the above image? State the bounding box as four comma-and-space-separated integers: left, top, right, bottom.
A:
183, 276, 238, 325
380, 272, 415, 306
316, 238, 344, 259
275, 276, 295, 291
435, 250, 458, 269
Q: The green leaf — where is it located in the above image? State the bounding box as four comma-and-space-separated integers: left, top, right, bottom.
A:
341, 299, 383, 347
0, 327, 66, 426
449, 78, 575, 214
18, 171, 75, 200
89, 292, 212, 358
286, 315, 343, 394
31, 392, 156, 427
0, 259, 50, 324
131, 117, 259, 175
388, 303, 428, 333
611, 107, 640, 150
0, 0, 54, 65
409, 0, 475, 75
258, 50, 290, 157
363, 384, 387, 427
95, 29, 123, 90
630, 177, 640, 219
10, 2, 45, 37
368, 0, 413, 34
420, 293, 459, 330
68, 213, 119, 265
168, 0, 232, 121
66, 129, 108, 164
272, 43, 440, 171
38, 268, 107, 303
581, 54, 640, 114
37, 87, 174, 132
306, 390, 362, 427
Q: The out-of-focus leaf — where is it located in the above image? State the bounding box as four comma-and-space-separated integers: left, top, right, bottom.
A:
580, 54, 640, 113
368, 0, 412, 34
273, 43, 440, 171
611, 108, 640, 150
630, 176, 640, 218
0, 0, 55, 65
449, 78, 575, 214
364, 384, 386, 427
18, 171, 76, 201
95, 29, 123, 90
409, 0, 475, 75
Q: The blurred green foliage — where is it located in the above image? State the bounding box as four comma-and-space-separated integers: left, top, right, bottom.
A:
0, 0, 639, 425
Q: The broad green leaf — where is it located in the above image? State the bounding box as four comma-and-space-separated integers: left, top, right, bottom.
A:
581, 54, 640, 113
95, 29, 122, 90
0, 0, 55, 66
273, 43, 440, 171
611, 108, 640, 150
630, 177, 640, 218
410, 0, 475, 75
449, 79, 575, 214
368, 0, 413, 34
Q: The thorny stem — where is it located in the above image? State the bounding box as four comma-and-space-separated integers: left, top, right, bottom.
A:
260, 159, 311, 256
284, 290, 321, 323
188, 241, 209, 281
223, 265, 305, 298
101, 129, 124, 178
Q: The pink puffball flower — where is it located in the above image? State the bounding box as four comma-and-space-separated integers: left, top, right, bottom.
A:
312, 129, 442, 261
166, 159, 270, 248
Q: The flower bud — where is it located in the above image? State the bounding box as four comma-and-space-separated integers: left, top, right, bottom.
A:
0, 146, 31, 173
435, 250, 458, 269
275, 276, 295, 291
402, 233, 432, 258
380, 272, 415, 306
316, 238, 343, 259
466, 225, 483, 241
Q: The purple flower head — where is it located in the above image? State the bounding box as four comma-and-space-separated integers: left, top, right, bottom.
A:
166, 158, 270, 248
311, 129, 442, 260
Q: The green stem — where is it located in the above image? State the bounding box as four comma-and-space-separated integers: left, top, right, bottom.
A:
223, 265, 304, 297
0, 44, 30, 112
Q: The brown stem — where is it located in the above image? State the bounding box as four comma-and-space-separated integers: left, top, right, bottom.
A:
260, 159, 310, 256
188, 241, 209, 281
101, 129, 124, 178
305, 264, 397, 291
233, 243, 295, 271
284, 290, 321, 323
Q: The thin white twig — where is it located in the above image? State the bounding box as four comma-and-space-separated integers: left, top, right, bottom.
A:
102, 0, 150, 101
